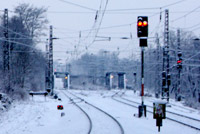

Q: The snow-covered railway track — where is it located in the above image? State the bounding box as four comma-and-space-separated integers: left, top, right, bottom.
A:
121, 96, 200, 122
66, 90, 125, 134
111, 95, 200, 131
147, 99, 196, 113
112, 90, 200, 122
61, 91, 92, 134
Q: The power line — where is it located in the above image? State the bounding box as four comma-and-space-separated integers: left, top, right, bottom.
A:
58, 0, 96, 11
81, 21, 136, 32
53, 11, 160, 34
48, 10, 200, 15
182, 22, 200, 29
0, 25, 31, 39
171, 5, 200, 22
48, 10, 157, 14
0, 38, 36, 50
0, 9, 35, 39
106, 7, 160, 12
81, 11, 161, 32
80, 11, 99, 42
87, 0, 109, 48
162, 0, 187, 8
72, 0, 108, 57
54, 0, 186, 14
53, 11, 160, 58
191, 26, 200, 31
104, 0, 185, 12
73, 0, 110, 54
53, 0, 189, 60
58, 0, 186, 12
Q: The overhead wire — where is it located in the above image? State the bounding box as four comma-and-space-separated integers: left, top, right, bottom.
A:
80, 11, 161, 32
53, 0, 190, 60
0, 9, 40, 39
0, 25, 31, 39
52, 0, 187, 37
58, 0, 96, 11
47, 10, 200, 15
171, 5, 200, 22
161, 0, 187, 8
79, 10, 100, 45
73, 0, 104, 59
54, 0, 200, 84
77, 0, 109, 54
191, 26, 200, 31
88, 0, 109, 47
0, 38, 38, 50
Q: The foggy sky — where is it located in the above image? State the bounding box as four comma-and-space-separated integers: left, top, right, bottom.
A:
1, 0, 200, 62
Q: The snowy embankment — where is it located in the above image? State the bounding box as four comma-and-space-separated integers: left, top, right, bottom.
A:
0, 93, 12, 112
0, 92, 90, 134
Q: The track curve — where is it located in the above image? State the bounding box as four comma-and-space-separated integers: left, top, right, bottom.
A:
61, 91, 92, 134
67, 90, 125, 134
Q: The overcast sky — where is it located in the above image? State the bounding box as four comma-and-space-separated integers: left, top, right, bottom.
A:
1, 0, 200, 62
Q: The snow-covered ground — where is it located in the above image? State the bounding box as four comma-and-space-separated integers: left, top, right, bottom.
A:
0, 79, 199, 134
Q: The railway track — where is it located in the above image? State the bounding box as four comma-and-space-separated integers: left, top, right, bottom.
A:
61, 91, 92, 134
111, 91, 200, 131
113, 90, 200, 121
63, 90, 125, 134
121, 96, 200, 122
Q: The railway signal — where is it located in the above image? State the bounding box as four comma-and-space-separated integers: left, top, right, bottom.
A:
57, 105, 64, 110
176, 51, 182, 101
177, 52, 182, 69
137, 16, 148, 38
137, 16, 148, 118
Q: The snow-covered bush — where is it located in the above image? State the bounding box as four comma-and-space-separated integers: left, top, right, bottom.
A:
0, 93, 12, 111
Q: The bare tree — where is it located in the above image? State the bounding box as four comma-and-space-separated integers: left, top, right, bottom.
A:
14, 3, 48, 39
0, 3, 48, 99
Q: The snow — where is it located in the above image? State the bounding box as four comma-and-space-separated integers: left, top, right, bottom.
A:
0, 79, 199, 134
121, 90, 200, 120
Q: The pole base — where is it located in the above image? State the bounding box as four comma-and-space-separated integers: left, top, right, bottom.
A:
138, 105, 147, 118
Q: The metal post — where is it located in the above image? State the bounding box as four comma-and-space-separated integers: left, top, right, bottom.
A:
166, 9, 170, 102
155, 33, 160, 97
141, 47, 144, 105
137, 16, 148, 117
68, 74, 70, 90
45, 39, 49, 91
162, 9, 170, 102
3, 9, 10, 92
177, 29, 181, 100
49, 26, 54, 95
110, 74, 112, 90
124, 74, 126, 90
133, 73, 137, 92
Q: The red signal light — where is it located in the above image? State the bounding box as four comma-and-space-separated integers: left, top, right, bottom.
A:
143, 21, 148, 26
138, 21, 143, 26
177, 60, 182, 64
57, 105, 64, 110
